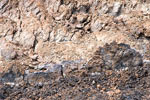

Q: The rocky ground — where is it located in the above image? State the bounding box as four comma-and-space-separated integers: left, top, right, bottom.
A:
1, 0, 150, 100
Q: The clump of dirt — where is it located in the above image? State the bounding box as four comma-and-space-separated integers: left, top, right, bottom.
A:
0, 42, 150, 100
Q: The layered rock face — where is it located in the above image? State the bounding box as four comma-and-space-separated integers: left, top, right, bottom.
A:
1, 0, 150, 63
1, 0, 150, 99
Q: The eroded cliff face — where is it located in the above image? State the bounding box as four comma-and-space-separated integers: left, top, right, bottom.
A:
1, 0, 150, 64
1, 0, 150, 99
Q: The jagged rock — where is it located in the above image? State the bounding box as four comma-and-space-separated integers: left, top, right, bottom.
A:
34, 59, 84, 77
111, 2, 122, 16
49, 25, 72, 42
87, 42, 143, 70
98, 3, 110, 15
91, 18, 106, 32
0, 39, 17, 61
0, 17, 17, 42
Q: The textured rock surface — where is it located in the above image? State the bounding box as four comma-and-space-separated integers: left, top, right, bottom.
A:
0, 39, 17, 60
1, 0, 150, 63
87, 42, 143, 70
1, 0, 150, 99
1, 42, 150, 100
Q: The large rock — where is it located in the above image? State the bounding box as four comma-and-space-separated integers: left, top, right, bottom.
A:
87, 42, 143, 70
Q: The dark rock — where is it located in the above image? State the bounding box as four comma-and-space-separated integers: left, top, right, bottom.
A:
1, 70, 16, 82
78, 4, 90, 13
24, 72, 54, 86
1, 59, 150, 99
1, 65, 23, 83
87, 41, 143, 70
0, 93, 5, 100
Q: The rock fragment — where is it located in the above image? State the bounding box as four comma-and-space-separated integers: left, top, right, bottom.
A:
111, 2, 122, 16
0, 39, 17, 61
77, 14, 88, 23
1, 48, 17, 61
91, 18, 106, 32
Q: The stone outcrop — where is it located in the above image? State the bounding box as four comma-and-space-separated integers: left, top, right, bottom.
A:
1, 0, 150, 64
1, 0, 150, 99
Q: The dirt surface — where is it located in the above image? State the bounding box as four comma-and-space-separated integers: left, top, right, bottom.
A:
1, 0, 150, 100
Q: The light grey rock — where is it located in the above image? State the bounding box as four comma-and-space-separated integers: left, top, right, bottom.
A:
75, 24, 84, 29
0, 39, 17, 61
34, 63, 52, 70
0, 0, 9, 13
111, 2, 122, 16
35, 63, 62, 73
91, 19, 105, 32
98, 4, 109, 15
141, 4, 150, 14
47, 64, 62, 73
49, 26, 72, 42
1, 48, 17, 60
19, 31, 35, 48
